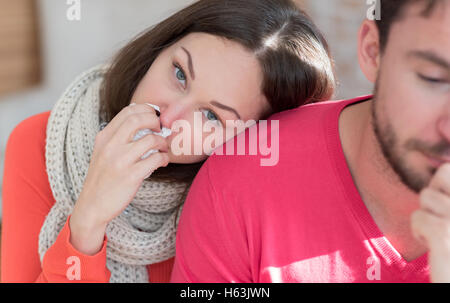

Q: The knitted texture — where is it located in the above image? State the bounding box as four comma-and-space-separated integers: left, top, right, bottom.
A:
38, 64, 189, 283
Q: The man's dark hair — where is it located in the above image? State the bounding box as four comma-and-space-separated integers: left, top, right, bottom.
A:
375, 0, 445, 52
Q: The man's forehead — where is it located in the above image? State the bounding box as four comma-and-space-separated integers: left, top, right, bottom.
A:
398, 0, 450, 27
398, 0, 448, 17
390, 2, 450, 57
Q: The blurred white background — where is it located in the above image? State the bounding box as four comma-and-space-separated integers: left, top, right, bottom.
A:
0, 0, 373, 219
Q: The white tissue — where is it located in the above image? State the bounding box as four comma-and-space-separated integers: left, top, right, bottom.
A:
133, 103, 172, 160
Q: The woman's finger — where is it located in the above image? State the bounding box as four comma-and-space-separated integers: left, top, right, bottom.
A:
111, 111, 162, 145
101, 103, 159, 140
126, 133, 170, 163
133, 151, 170, 180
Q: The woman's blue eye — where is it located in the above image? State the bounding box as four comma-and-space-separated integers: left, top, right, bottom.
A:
174, 65, 186, 87
201, 109, 221, 125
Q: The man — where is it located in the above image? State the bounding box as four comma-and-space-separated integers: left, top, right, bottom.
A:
171, 0, 450, 282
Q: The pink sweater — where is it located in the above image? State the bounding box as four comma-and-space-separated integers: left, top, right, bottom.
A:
171, 96, 430, 283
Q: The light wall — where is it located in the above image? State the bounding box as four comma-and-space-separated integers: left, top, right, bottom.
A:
298, 0, 373, 99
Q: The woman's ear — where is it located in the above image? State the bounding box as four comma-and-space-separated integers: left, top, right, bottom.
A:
357, 20, 381, 84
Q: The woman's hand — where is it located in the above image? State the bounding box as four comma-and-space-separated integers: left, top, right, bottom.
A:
69, 103, 170, 255
411, 163, 450, 283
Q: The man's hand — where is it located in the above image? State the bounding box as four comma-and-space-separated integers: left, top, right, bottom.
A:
411, 163, 450, 283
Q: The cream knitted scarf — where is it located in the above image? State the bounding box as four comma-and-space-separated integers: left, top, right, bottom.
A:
38, 64, 189, 283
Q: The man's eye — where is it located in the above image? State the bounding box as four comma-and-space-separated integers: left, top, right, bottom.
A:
418, 74, 445, 84
174, 64, 186, 87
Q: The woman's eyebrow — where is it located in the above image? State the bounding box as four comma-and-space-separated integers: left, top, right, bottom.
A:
181, 46, 195, 80
210, 100, 241, 120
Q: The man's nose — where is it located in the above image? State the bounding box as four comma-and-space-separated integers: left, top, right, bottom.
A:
439, 107, 450, 142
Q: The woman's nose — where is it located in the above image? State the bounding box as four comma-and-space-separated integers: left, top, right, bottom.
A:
158, 102, 190, 130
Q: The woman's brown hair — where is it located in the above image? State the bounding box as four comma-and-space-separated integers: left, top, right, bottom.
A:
99, 0, 335, 184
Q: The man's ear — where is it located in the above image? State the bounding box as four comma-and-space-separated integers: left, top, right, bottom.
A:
357, 20, 381, 84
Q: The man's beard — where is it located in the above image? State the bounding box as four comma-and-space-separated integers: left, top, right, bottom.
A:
371, 78, 449, 193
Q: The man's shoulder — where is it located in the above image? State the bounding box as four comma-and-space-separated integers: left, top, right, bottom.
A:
206, 97, 369, 177
187, 96, 372, 237
270, 97, 367, 128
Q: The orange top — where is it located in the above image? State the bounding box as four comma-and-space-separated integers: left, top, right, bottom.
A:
1, 111, 174, 283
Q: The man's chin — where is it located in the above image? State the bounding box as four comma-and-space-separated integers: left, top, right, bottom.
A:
394, 162, 433, 193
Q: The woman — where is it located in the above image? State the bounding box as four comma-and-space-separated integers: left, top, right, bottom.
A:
1, 0, 335, 282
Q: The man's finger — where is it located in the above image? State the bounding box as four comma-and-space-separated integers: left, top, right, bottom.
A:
428, 163, 450, 196
411, 209, 450, 249
420, 188, 450, 219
